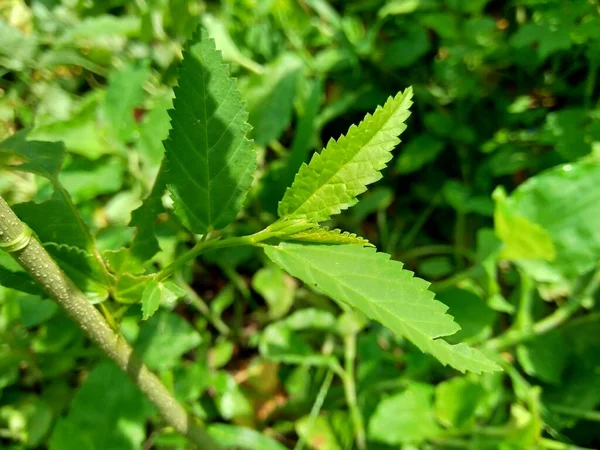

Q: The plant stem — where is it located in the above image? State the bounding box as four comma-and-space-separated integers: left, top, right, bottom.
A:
549, 404, 600, 422
158, 228, 276, 282
342, 333, 366, 450
293, 370, 334, 450
0, 196, 221, 450
484, 264, 600, 351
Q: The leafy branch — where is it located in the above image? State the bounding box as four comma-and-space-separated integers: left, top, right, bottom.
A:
0, 196, 221, 450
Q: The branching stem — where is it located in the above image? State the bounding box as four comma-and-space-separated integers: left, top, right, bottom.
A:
484, 264, 600, 351
0, 196, 221, 450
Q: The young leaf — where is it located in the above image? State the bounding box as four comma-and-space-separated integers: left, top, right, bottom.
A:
264, 242, 499, 373
141, 279, 186, 320
164, 26, 255, 234
278, 88, 413, 222
284, 227, 372, 246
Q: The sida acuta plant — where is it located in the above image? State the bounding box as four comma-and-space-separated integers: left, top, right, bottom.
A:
0, 26, 499, 449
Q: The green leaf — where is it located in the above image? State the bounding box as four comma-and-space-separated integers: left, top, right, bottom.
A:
0, 253, 45, 295
264, 243, 499, 373
141, 279, 186, 320
134, 310, 202, 371
499, 159, 600, 277
121, 168, 167, 269
243, 53, 304, 146
296, 415, 342, 450
493, 186, 556, 262
516, 332, 568, 385
436, 288, 496, 343
58, 157, 125, 204
252, 263, 295, 319
278, 88, 413, 223
103, 61, 150, 143
45, 244, 110, 303
435, 377, 488, 429
0, 130, 65, 181
207, 424, 288, 450
48, 362, 150, 450
285, 227, 372, 246
13, 194, 89, 249
396, 134, 444, 174
164, 26, 255, 234
368, 383, 440, 445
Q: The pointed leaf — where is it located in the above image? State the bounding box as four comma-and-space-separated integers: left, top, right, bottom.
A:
164, 26, 255, 234
264, 243, 499, 373
278, 88, 413, 222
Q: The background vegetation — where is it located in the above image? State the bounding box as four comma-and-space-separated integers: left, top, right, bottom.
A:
1, 0, 600, 449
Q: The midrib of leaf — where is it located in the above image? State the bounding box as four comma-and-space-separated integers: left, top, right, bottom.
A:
200, 53, 211, 226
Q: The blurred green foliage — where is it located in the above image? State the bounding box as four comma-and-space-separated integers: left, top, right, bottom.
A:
1, 0, 600, 449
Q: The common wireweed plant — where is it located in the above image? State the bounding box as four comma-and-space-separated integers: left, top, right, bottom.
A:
0, 27, 498, 448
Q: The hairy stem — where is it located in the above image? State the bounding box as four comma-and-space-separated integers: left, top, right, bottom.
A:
0, 196, 221, 450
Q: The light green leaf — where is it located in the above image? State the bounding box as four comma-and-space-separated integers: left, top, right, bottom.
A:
103, 61, 150, 143
501, 160, 600, 277
435, 377, 488, 429
252, 263, 295, 319
32, 93, 117, 160
58, 157, 124, 204
137, 92, 173, 169
296, 415, 342, 450
493, 186, 556, 261
264, 243, 499, 373
141, 280, 162, 320
368, 383, 440, 445
285, 227, 372, 246
141, 279, 186, 320
165, 26, 255, 234
207, 424, 288, 450
278, 88, 413, 223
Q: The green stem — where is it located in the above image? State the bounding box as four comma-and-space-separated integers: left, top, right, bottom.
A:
400, 195, 440, 250
484, 264, 600, 351
0, 196, 220, 450
342, 333, 366, 450
399, 244, 476, 263
293, 370, 334, 450
549, 404, 600, 423
515, 269, 534, 331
